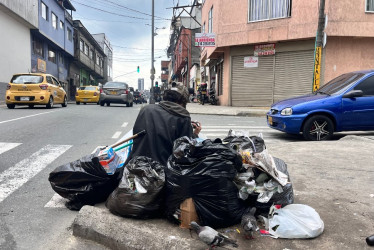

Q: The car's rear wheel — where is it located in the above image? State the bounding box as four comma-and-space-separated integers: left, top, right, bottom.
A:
83, 103, 87, 105
130, 102, 133, 107
76, 101, 80, 105
7, 104, 15, 109
100, 101, 104, 106
126, 102, 130, 107
303, 115, 334, 141
62, 96, 67, 107
28, 104, 34, 109
46, 96, 54, 109
106, 102, 110, 106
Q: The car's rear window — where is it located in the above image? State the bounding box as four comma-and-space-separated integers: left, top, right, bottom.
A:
11, 75, 43, 84
317, 73, 365, 95
104, 82, 127, 88
79, 86, 96, 91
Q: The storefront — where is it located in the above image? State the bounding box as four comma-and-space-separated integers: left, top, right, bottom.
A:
230, 40, 317, 107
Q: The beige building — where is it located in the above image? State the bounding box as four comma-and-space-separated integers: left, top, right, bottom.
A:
200, 0, 374, 106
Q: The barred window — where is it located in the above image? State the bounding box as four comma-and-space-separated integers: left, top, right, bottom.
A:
367, 0, 374, 11
249, 0, 291, 22
208, 6, 213, 33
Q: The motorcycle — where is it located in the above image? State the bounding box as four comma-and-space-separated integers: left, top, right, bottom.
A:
133, 92, 141, 104
198, 83, 208, 105
209, 82, 218, 105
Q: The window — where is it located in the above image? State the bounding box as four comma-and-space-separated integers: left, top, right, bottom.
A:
96, 56, 100, 65
41, 2, 48, 20
46, 76, 53, 84
249, 0, 291, 22
52, 13, 57, 29
52, 77, 60, 86
354, 76, 374, 96
60, 21, 64, 29
59, 53, 64, 65
208, 6, 213, 33
67, 27, 72, 41
84, 43, 89, 56
48, 47, 56, 63
367, 0, 374, 11
80, 40, 84, 52
89, 49, 94, 59
32, 36, 44, 57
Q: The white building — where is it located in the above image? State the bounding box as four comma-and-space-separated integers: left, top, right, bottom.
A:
0, 0, 38, 86
92, 33, 113, 82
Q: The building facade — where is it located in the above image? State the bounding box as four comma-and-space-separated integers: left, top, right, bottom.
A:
161, 60, 170, 86
138, 78, 144, 91
0, 0, 38, 91
30, 0, 75, 97
200, 0, 374, 106
92, 33, 113, 83
69, 20, 105, 99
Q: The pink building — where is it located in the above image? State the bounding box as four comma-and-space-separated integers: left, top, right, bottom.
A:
200, 0, 374, 106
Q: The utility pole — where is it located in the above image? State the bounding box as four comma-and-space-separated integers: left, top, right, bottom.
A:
313, 0, 326, 92
150, 0, 155, 104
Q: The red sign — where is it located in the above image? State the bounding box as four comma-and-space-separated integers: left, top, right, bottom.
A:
254, 44, 276, 56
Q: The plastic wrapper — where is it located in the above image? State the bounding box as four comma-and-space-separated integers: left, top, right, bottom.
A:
165, 136, 248, 228
48, 148, 121, 210
268, 204, 324, 239
106, 156, 165, 218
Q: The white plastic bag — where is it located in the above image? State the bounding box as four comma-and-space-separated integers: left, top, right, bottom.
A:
269, 204, 324, 239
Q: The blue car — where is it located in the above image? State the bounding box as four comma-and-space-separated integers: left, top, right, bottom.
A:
267, 70, 374, 140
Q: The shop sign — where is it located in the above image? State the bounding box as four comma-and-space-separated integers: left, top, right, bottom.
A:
254, 44, 275, 56
195, 33, 216, 47
244, 56, 258, 68
37, 58, 46, 72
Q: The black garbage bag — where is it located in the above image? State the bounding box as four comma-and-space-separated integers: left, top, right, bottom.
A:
165, 137, 248, 228
223, 134, 266, 153
48, 149, 121, 210
106, 156, 165, 219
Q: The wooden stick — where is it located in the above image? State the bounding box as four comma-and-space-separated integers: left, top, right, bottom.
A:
109, 130, 146, 149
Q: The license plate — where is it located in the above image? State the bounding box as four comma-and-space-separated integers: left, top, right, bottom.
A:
268, 115, 273, 125
84, 98, 88, 102
20, 97, 30, 101
111, 91, 117, 95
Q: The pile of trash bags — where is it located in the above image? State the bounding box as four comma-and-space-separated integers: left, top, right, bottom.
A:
48, 130, 299, 230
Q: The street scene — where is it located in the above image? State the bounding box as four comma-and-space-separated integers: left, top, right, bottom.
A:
1, 0, 374, 249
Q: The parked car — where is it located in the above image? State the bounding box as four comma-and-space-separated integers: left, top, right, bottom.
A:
99, 81, 133, 107
267, 70, 374, 141
5, 73, 67, 109
75, 85, 100, 105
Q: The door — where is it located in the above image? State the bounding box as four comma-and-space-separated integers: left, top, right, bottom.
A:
341, 75, 374, 129
52, 77, 63, 103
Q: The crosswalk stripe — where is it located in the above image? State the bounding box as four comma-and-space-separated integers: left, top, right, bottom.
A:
0, 144, 72, 203
44, 193, 68, 208
121, 122, 128, 128
0, 142, 22, 155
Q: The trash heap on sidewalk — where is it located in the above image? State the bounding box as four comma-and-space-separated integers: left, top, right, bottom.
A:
48, 129, 324, 246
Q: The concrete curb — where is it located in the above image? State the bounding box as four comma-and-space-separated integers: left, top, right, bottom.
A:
73, 206, 207, 250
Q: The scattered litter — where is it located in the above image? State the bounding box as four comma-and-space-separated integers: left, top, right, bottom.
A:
370, 194, 374, 198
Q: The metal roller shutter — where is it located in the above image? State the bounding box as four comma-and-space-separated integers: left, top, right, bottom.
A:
273, 50, 315, 102
231, 55, 274, 106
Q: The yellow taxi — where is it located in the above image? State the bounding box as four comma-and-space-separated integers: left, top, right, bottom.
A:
75, 85, 100, 105
5, 73, 67, 109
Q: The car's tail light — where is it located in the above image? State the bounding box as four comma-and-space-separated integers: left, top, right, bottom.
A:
94, 92, 98, 96
100, 88, 103, 93
76, 92, 79, 96
6, 84, 11, 90
6, 96, 10, 100
124, 90, 129, 94
40, 96, 44, 100
39, 84, 48, 90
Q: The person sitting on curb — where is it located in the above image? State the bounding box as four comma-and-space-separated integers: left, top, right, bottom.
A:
127, 82, 202, 166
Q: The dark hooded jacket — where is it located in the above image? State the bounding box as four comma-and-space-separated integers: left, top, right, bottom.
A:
127, 101, 194, 166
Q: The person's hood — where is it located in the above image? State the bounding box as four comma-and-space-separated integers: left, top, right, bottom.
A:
159, 101, 190, 117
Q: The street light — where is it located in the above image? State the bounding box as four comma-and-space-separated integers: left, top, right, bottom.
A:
150, 0, 155, 104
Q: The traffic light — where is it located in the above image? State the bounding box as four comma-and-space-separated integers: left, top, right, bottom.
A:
137, 66, 140, 73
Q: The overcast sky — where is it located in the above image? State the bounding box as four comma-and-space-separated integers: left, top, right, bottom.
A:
70, 0, 193, 89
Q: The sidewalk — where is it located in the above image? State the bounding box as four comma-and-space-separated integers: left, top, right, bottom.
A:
70, 136, 374, 250
186, 102, 269, 116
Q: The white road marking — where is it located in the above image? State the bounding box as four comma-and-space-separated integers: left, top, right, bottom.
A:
112, 131, 122, 139
0, 111, 57, 125
44, 193, 69, 208
203, 125, 269, 129
0, 144, 72, 203
121, 122, 128, 128
203, 129, 270, 132
0, 142, 21, 155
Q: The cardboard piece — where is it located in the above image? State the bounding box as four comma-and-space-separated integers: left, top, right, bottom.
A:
180, 198, 199, 229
